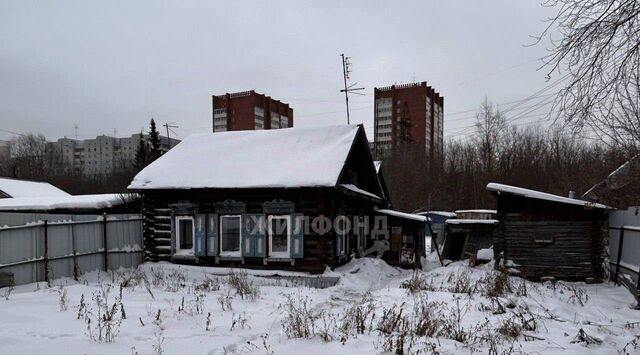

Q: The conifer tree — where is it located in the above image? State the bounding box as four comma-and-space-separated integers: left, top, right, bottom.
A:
148, 118, 161, 160
134, 132, 148, 170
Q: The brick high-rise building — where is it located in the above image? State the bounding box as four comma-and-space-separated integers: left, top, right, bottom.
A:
212, 90, 293, 132
373, 82, 444, 160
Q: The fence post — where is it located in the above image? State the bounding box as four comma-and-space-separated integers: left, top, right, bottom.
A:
102, 213, 108, 272
614, 227, 625, 285
43, 220, 49, 285
71, 223, 78, 281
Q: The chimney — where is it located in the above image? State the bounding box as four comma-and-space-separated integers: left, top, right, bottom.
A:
568, 190, 576, 199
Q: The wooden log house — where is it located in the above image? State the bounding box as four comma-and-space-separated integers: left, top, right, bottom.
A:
487, 183, 609, 281
128, 125, 426, 273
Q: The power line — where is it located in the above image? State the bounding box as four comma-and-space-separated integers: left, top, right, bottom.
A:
443, 74, 571, 138
0, 128, 25, 137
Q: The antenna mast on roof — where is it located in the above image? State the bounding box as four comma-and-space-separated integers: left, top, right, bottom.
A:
74, 124, 78, 139
163, 122, 179, 149
340, 53, 365, 125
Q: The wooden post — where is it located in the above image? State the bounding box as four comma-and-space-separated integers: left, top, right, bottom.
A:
102, 213, 108, 272
427, 219, 444, 266
71, 223, 79, 281
43, 220, 49, 285
614, 227, 625, 285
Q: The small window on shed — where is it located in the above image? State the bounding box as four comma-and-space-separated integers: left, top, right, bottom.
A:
533, 235, 554, 244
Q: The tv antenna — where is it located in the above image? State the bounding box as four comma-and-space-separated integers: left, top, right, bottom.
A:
340, 53, 365, 124
163, 122, 179, 148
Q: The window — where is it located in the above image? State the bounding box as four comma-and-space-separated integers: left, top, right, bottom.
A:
175, 216, 194, 254
220, 215, 241, 256
268, 215, 290, 257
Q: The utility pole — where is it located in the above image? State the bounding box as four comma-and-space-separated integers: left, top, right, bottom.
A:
163, 123, 179, 149
339, 53, 365, 124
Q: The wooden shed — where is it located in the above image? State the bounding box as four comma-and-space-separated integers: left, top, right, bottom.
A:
487, 183, 609, 281
441, 218, 498, 260
416, 211, 456, 252
128, 125, 425, 273
375, 209, 427, 267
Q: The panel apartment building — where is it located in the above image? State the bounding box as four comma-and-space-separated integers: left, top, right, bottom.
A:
373, 82, 444, 160
47, 134, 179, 176
212, 90, 293, 132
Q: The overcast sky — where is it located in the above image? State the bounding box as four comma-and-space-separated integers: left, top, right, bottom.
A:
0, 1, 558, 142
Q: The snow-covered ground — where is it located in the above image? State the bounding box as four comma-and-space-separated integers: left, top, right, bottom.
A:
1, 255, 639, 354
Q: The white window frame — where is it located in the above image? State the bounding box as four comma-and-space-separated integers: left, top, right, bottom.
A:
175, 216, 195, 255
219, 215, 242, 257
268, 215, 291, 258
338, 231, 347, 256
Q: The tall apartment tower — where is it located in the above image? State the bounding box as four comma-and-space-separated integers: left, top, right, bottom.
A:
373, 82, 444, 160
212, 90, 293, 132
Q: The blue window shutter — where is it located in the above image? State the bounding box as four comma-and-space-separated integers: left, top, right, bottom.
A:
244, 214, 265, 257
195, 214, 206, 257
206, 214, 218, 256
290, 213, 304, 258
241, 215, 253, 257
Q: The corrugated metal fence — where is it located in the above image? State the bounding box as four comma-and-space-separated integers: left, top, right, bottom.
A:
609, 207, 640, 287
0, 212, 143, 286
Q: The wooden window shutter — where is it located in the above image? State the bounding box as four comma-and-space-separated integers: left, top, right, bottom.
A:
170, 210, 176, 255
194, 214, 207, 257
244, 214, 265, 257
290, 213, 304, 258
241, 214, 253, 257
206, 214, 219, 256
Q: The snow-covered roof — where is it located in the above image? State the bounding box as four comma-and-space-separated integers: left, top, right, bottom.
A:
373, 161, 382, 173
339, 184, 382, 200
446, 219, 499, 225
487, 183, 609, 209
0, 193, 136, 211
376, 209, 428, 222
128, 125, 362, 190
419, 211, 457, 218
0, 177, 70, 198
455, 209, 496, 214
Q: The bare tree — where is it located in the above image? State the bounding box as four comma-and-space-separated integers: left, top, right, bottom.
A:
6, 133, 58, 180
474, 97, 507, 175
537, 0, 640, 149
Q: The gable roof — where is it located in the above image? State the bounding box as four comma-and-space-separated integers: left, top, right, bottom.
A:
0, 177, 70, 198
129, 125, 363, 190
487, 183, 609, 209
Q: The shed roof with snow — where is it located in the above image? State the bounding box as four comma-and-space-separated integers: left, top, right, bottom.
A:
0, 177, 70, 199
376, 209, 428, 222
0, 193, 138, 213
487, 183, 609, 209
129, 125, 366, 190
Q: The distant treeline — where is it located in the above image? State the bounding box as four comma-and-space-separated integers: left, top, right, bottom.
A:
381, 100, 633, 212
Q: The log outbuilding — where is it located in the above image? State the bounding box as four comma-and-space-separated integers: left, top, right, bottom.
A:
487, 183, 609, 281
